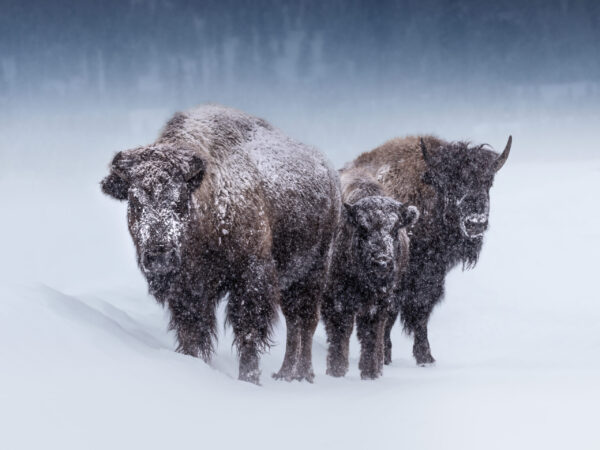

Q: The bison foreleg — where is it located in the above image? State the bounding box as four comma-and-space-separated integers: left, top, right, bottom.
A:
413, 323, 435, 365
400, 300, 436, 366
383, 307, 399, 365
357, 311, 386, 379
322, 302, 354, 378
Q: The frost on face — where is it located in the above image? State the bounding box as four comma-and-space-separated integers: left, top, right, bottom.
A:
345, 196, 408, 292
443, 187, 491, 240
420, 139, 500, 243
129, 186, 184, 245
126, 163, 193, 277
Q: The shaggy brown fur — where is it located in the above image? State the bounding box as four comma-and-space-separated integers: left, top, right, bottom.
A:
322, 167, 417, 379
347, 135, 511, 365
101, 105, 340, 384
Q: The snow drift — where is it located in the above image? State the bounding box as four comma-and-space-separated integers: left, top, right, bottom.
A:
1, 156, 599, 449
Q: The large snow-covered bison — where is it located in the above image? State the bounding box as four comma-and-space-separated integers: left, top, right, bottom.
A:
346, 135, 511, 365
322, 167, 418, 379
101, 105, 340, 384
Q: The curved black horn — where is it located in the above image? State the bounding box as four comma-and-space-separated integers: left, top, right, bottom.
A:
494, 135, 512, 173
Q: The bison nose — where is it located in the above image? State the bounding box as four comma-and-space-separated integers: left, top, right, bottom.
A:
372, 253, 392, 267
142, 247, 178, 273
465, 213, 488, 226
462, 213, 488, 238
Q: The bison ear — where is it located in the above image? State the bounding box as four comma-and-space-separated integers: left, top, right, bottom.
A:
343, 202, 359, 226
101, 172, 129, 200
170, 148, 206, 190
398, 204, 419, 228
182, 153, 205, 191
100, 150, 138, 201
111, 149, 144, 178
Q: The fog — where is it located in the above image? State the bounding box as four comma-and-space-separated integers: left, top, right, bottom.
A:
2, 0, 599, 175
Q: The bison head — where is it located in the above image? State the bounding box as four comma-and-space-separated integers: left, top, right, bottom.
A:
101, 146, 205, 293
420, 136, 511, 240
344, 197, 419, 292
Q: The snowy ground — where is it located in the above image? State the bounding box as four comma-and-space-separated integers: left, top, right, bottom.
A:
1, 157, 599, 449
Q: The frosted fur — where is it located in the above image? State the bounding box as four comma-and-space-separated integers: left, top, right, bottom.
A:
348, 135, 511, 365
101, 104, 340, 384
322, 167, 417, 379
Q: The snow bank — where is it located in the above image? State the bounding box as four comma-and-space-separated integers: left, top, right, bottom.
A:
1, 158, 599, 449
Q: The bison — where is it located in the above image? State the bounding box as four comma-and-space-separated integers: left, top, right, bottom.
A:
322, 167, 418, 379
346, 135, 511, 365
101, 105, 340, 384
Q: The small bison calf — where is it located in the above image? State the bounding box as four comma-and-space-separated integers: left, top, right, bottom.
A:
322, 168, 418, 379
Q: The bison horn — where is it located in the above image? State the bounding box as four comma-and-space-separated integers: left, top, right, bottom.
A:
494, 135, 512, 173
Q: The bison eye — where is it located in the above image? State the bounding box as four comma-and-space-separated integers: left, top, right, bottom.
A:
173, 197, 189, 215
354, 221, 370, 237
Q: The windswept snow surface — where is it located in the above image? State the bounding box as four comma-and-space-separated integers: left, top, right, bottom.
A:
1, 159, 599, 449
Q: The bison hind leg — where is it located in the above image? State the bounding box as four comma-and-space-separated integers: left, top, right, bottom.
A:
272, 316, 301, 382
274, 269, 325, 383
293, 305, 320, 383
227, 258, 279, 385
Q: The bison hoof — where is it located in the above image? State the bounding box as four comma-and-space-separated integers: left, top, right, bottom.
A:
273, 369, 315, 383
239, 369, 261, 385
360, 371, 381, 380
415, 354, 436, 366
272, 370, 295, 382
294, 370, 315, 383
384, 354, 392, 365
325, 366, 347, 378
176, 346, 199, 358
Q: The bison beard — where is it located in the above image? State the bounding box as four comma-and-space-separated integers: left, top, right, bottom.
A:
101, 105, 340, 384
347, 135, 511, 365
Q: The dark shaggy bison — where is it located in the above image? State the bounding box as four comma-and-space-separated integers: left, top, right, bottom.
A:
101, 105, 340, 384
346, 135, 511, 365
322, 167, 418, 379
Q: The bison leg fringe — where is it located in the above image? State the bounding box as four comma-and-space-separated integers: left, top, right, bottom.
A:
168, 297, 217, 362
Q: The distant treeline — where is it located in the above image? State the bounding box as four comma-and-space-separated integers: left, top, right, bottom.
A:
1, 0, 599, 108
